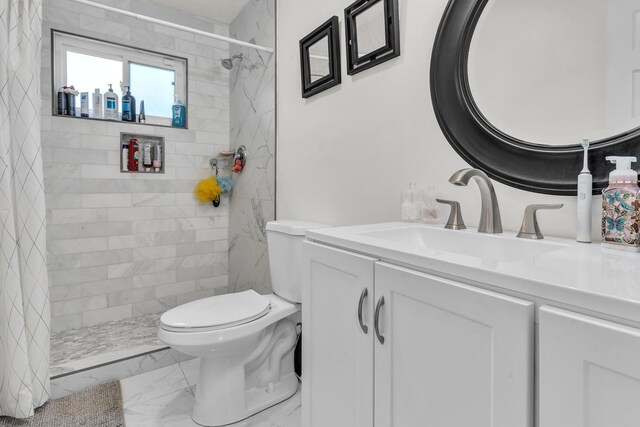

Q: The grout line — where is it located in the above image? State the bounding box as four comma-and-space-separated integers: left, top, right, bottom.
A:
122, 363, 194, 410
176, 357, 198, 389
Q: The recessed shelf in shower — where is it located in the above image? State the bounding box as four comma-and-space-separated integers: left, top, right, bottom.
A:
120, 133, 165, 174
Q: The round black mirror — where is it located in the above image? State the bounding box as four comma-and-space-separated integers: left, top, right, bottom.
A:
431, 0, 640, 195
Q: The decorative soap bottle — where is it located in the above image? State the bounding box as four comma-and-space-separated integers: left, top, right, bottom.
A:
400, 183, 418, 221
601, 156, 640, 251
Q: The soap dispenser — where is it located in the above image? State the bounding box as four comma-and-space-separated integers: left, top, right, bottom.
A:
602, 156, 640, 251
401, 183, 418, 221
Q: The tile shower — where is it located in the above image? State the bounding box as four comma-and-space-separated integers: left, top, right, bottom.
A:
229, 0, 276, 295
41, 0, 276, 386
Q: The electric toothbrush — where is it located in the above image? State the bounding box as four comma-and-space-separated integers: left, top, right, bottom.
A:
577, 139, 592, 243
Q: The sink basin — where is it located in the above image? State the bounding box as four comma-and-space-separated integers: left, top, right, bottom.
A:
355, 224, 567, 264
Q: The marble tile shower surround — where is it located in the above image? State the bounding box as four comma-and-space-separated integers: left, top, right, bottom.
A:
229, 0, 276, 295
41, 0, 232, 333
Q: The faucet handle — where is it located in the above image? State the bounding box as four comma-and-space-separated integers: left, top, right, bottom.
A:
517, 204, 563, 240
436, 199, 466, 230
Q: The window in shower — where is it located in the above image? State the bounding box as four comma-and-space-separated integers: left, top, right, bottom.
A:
52, 30, 187, 127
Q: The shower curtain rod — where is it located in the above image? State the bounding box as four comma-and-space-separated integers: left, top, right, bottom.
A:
69, 0, 275, 54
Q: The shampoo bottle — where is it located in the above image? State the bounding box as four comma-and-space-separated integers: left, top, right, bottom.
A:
153, 143, 162, 172
602, 156, 640, 251
128, 138, 139, 172
93, 88, 102, 119
104, 84, 119, 120
143, 142, 152, 171
171, 94, 186, 128
57, 90, 66, 115
66, 92, 76, 116
80, 92, 89, 117
121, 85, 136, 122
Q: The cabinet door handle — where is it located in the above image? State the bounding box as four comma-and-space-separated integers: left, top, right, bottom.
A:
374, 296, 385, 345
358, 288, 369, 334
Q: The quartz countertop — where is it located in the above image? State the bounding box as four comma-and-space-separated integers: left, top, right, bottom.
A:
306, 222, 640, 325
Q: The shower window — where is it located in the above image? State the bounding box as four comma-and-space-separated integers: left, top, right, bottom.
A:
52, 30, 187, 127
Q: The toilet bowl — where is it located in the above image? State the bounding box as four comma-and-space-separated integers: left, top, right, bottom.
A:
158, 220, 330, 427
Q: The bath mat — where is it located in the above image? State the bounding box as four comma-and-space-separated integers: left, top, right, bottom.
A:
0, 381, 125, 427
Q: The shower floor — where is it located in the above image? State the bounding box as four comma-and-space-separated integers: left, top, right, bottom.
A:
50, 313, 166, 377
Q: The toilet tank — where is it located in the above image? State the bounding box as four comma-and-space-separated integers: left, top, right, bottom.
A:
266, 220, 331, 303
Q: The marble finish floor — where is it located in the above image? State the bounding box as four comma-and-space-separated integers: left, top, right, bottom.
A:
121, 358, 301, 427
51, 314, 164, 376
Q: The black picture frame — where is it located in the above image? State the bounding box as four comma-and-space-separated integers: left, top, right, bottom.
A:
345, 0, 400, 75
300, 16, 342, 99
430, 0, 640, 196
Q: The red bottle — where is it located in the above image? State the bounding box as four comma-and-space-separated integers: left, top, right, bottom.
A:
128, 138, 139, 172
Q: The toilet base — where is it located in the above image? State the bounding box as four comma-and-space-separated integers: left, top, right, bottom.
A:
191, 318, 299, 426
192, 366, 299, 427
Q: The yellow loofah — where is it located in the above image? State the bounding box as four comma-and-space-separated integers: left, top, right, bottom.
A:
195, 177, 222, 202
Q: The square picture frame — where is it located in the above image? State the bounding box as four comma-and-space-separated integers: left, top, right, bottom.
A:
344, 0, 400, 75
300, 16, 342, 98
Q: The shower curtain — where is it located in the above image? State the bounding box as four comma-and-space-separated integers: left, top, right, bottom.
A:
0, 0, 50, 419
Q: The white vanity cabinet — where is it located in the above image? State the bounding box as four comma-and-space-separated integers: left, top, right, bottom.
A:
539, 306, 640, 427
302, 241, 535, 427
301, 242, 376, 427
374, 263, 534, 427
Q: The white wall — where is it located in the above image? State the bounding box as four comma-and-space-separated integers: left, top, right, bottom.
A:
276, 0, 601, 240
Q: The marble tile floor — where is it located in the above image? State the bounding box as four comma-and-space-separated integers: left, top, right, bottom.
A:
121, 358, 301, 427
51, 313, 165, 376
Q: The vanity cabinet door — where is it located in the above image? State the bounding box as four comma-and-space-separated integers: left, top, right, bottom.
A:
539, 306, 640, 427
374, 263, 534, 427
301, 242, 377, 427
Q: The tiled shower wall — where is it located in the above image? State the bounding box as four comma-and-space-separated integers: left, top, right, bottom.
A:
228, 0, 276, 294
41, 0, 231, 333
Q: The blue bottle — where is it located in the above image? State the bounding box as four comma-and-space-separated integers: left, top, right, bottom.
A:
172, 95, 186, 128
121, 85, 136, 122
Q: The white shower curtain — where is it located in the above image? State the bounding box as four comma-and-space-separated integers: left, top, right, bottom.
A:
0, 0, 50, 419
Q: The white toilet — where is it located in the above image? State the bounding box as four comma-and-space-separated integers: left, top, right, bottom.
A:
158, 220, 329, 427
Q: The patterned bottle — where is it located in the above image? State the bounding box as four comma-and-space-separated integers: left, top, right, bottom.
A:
601, 156, 640, 251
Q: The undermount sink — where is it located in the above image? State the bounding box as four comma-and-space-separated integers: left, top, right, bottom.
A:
354, 224, 567, 264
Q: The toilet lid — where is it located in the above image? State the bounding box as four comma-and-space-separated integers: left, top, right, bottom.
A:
160, 290, 271, 332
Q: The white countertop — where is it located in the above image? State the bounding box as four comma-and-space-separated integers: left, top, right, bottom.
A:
306, 222, 640, 324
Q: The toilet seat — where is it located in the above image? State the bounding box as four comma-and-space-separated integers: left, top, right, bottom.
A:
160, 290, 271, 333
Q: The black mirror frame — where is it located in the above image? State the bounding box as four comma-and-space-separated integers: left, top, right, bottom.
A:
345, 0, 400, 76
300, 16, 342, 99
430, 0, 640, 196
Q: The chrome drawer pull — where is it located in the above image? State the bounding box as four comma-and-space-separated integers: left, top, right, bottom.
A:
358, 288, 369, 334
374, 296, 385, 345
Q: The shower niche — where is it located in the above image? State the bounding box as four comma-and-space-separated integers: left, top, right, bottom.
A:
120, 133, 165, 174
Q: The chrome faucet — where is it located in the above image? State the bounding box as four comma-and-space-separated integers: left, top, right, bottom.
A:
448, 168, 503, 234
